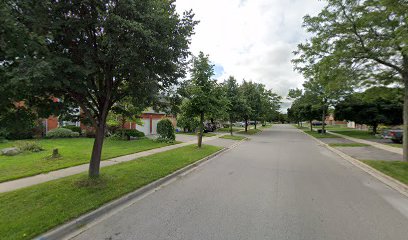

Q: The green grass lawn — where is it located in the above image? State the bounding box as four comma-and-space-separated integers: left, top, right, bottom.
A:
0, 138, 174, 183
387, 143, 403, 148
237, 129, 262, 135
260, 124, 273, 129
330, 130, 378, 139
220, 135, 247, 141
329, 143, 370, 147
0, 144, 222, 240
362, 160, 408, 185
216, 127, 243, 132
176, 132, 217, 137
303, 130, 337, 138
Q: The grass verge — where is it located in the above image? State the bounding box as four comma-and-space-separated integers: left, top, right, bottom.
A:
216, 127, 243, 133
0, 138, 174, 183
330, 130, 378, 139
176, 132, 217, 137
329, 143, 370, 147
303, 130, 337, 139
220, 135, 247, 141
237, 129, 261, 135
0, 144, 222, 240
387, 143, 403, 148
362, 160, 408, 185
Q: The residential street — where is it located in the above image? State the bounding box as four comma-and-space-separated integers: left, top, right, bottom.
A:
72, 125, 408, 240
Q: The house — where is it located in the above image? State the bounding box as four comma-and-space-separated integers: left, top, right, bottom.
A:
45, 107, 176, 136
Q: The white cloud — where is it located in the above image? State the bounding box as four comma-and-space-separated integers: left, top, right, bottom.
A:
176, 0, 325, 101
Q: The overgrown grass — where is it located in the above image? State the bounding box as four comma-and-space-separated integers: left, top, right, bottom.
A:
220, 135, 247, 141
362, 160, 408, 185
329, 143, 370, 147
0, 138, 174, 183
0, 144, 222, 240
237, 129, 262, 135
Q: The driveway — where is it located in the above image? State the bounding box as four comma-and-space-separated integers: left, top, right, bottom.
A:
72, 124, 408, 240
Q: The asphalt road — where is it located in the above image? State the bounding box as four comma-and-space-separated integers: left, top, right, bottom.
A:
72, 125, 408, 240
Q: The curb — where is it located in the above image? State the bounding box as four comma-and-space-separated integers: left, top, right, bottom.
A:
35, 140, 246, 240
299, 129, 408, 199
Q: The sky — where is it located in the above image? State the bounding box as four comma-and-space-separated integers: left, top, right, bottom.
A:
176, 0, 326, 111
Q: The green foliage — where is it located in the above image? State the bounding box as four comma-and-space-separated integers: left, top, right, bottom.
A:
157, 119, 175, 142
335, 87, 403, 133
117, 129, 145, 139
14, 141, 44, 153
63, 126, 82, 135
46, 128, 80, 138
0, 108, 37, 140
177, 111, 200, 133
1, 0, 198, 175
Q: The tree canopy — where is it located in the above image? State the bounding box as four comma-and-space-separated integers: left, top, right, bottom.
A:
0, 0, 197, 177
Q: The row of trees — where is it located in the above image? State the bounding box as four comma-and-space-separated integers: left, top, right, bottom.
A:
288, 86, 403, 134
291, 0, 408, 162
178, 52, 282, 147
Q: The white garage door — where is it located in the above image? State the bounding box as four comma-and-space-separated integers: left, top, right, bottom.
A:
151, 119, 160, 135
136, 119, 150, 136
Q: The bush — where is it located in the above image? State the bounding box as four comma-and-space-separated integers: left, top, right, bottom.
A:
14, 141, 44, 152
63, 125, 82, 134
46, 128, 80, 138
157, 118, 175, 142
84, 129, 96, 138
0, 108, 37, 140
117, 129, 145, 140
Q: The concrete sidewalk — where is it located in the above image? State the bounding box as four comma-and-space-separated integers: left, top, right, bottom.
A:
328, 131, 402, 155
0, 134, 227, 193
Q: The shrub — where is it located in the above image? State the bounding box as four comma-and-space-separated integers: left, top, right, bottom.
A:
157, 118, 175, 142
117, 129, 145, 140
14, 141, 44, 152
84, 129, 96, 138
46, 128, 80, 138
0, 108, 37, 140
63, 125, 82, 134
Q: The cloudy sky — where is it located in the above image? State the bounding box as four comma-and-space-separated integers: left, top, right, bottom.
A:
176, 0, 326, 110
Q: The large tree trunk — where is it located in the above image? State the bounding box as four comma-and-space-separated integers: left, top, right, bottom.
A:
403, 75, 408, 162
310, 120, 313, 132
372, 123, 378, 134
254, 120, 257, 129
89, 123, 106, 178
198, 112, 204, 148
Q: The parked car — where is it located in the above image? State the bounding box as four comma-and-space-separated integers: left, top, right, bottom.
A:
311, 121, 327, 126
203, 123, 217, 133
388, 129, 403, 143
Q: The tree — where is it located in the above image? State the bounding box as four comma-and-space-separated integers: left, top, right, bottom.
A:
259, 89, 282, 124
299, 57, 356, 133
240, 81, 262, 131
335, 87, 403, 133
181, 52, 226, 147
222, 76, 250, 135
288, 91, 322, 131
294, 0, 408, 159
1, 1, 197, 177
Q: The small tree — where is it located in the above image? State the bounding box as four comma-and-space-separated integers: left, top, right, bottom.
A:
223, 76, 249, 135
181, 52, 226, 147
157, 118, 175, 142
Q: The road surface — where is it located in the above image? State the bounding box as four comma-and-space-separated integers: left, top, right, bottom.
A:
72, 125, 408, 240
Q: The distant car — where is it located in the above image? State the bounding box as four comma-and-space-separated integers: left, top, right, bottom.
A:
311, 121, 327, 126
203, 123, 217, 133
388, 129, 403, 143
